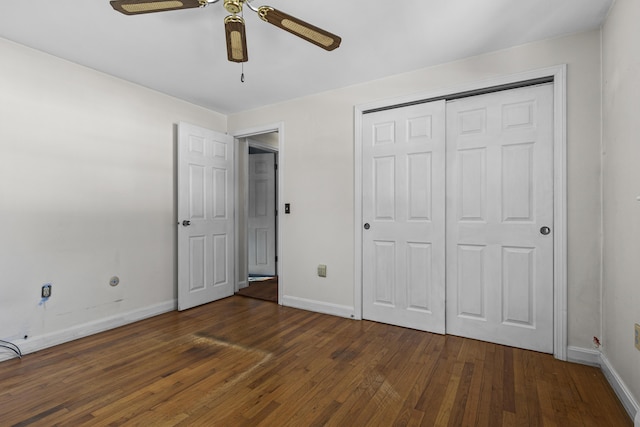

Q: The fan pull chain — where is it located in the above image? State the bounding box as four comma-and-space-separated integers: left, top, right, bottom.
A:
240, 7, 245, 83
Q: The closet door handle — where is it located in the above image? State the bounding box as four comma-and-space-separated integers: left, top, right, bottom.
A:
364, 223, 370, 230
182, 220, 191, 227
540, 226, 551, 235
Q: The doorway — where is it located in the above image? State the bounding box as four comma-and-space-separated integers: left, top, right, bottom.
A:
234, 128, 282, 303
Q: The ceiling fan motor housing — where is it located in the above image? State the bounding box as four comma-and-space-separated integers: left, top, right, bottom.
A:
224, 0, 243, 14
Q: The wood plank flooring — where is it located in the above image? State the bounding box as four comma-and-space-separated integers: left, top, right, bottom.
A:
0, 296, 631, 426
236, 278, 278, 302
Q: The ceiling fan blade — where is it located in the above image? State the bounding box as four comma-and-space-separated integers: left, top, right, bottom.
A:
257, 6, 341, 51
110, 0, 204, 15
225, 15, 249, 62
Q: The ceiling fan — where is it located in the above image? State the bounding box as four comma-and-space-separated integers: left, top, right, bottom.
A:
109, 0, 342, 63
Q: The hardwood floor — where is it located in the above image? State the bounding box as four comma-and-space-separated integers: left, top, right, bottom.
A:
0, 296, 631, 426
236, 278, 278, 302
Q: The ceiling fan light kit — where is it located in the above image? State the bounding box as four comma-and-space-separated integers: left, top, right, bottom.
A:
109, 0, 341, 63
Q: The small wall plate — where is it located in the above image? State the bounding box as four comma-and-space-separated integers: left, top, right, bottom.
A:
41, 283, 52, 298
317, 264, 327, 278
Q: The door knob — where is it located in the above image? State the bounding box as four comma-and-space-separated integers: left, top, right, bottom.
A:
540, 226, 551, 235
364, 223, 370, 230
182, 220, 191, 227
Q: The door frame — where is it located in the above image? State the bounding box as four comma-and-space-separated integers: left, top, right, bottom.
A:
232, 122, 285, 305
354, 65, 568, 360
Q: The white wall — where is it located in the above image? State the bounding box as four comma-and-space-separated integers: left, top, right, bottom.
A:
602, 0, 640, 412
0, 29, 607, 363
228, 30, 603, 349
0, 37, 226, 355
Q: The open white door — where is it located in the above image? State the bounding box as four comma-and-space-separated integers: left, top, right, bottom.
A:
248, 153, 276, 276
362, 100, 446, 333
178, 122, 235, 311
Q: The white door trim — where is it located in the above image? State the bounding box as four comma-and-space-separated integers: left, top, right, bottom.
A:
232, 122, 285, 305
354, 65, 568, 360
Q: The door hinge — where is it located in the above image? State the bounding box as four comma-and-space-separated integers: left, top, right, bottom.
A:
275, 256, 278, 262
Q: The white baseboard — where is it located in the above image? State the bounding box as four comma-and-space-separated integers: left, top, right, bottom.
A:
599, 352, 640, 423
569, 346, 639, 422
0, 299, 177, 363
281, 295, 355, 319
567, 345, 601, 366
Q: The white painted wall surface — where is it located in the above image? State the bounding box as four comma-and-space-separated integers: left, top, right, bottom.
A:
602, 0, 640, 412
0, 29, 606, 361
228, 30, 603, 349
0, 37, 226, 354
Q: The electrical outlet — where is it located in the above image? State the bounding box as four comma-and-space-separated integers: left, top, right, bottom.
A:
317, 264, 327, 278
635, 324, 640, 351
41, 284, 52, 298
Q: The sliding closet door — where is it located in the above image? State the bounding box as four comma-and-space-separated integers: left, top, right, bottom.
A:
445, 84, 554, 353
362, 101, 446, 333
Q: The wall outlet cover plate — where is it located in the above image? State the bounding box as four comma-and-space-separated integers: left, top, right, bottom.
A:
317, 264, 327, 278
41, 284, 52, 298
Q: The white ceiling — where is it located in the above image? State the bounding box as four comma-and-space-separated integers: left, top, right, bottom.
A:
0, 0, 612, 114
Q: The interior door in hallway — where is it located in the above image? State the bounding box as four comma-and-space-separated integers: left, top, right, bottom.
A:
248, 152, 276, 276
177, 122, 235, 311
445, 84, 554, 353
362, 100, 446, 333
